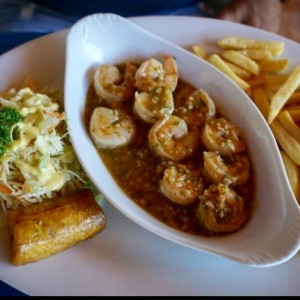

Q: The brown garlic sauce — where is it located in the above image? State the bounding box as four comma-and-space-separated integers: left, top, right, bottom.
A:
84, 66, 255, 238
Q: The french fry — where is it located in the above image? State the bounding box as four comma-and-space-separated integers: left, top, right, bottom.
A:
191, 44, 207, 59
259, 59, 289, 74
252, 90, 300, 201
265, 74, 289, 87
237, 49, 273, 60
264, 90, 276, 102
245, 74, 288, 89
246, 74, 267, 87
207, 54, 250, 91
268, 64, 300, 124
270, 120, 300, 165
278, 110, 300, 143
280, 151, 300, 203
224, 61, 252, 80
287, 91, 300, 105
217, 36, 284, 56
222, 50, 260, 75
265, 84, 285, 93
252, 87, 270, 119
285, 106, 300, 122
193, 35, 300, 207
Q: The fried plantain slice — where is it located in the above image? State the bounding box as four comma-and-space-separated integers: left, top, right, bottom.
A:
7, 189, 106, 266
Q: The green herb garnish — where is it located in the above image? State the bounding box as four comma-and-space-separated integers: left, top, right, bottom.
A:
0, 107, 22, 157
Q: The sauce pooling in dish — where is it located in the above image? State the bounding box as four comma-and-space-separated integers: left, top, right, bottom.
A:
85, 56, 255, 237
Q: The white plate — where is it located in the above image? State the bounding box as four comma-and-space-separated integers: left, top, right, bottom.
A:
0, 16, 300, 296
65, 13, 299, 267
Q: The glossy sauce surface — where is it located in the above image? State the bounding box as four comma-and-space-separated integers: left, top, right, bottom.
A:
85, 74, 255, 237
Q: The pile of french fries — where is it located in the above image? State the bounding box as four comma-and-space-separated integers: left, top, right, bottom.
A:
191, 36, 300, 204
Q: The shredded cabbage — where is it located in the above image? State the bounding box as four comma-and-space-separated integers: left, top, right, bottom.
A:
0, 87, 95, 209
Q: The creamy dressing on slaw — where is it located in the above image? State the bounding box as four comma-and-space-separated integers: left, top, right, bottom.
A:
0, 87, 89, 210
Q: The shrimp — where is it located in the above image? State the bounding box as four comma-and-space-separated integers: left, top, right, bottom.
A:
135, 56, 178, 92
94, 62, 137, 102
134, 86, 174, 123
203, 151, 250, 186
148, 115, 200, 162
197, 183, 247, 233
201, 118, 246, 156
175, 88, 216, 126
90, 107, 135, 149
160, 163, 204, 205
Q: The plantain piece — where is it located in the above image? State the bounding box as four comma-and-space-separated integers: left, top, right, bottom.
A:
7, 189, 106, 266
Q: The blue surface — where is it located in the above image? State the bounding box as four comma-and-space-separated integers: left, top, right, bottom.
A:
0, 280, 28, 296
0, 32, 47, 55
0, 31, 49, 296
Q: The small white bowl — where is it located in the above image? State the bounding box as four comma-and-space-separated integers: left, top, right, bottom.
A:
64, 13, 300, 267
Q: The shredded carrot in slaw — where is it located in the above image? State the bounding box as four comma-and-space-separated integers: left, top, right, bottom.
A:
0, 184, 12, 195
0, 87, 92, 210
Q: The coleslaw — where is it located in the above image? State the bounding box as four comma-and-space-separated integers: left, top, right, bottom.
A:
0, 86, 95, 212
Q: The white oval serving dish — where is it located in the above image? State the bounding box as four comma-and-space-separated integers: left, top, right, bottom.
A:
64, 13, 300, 267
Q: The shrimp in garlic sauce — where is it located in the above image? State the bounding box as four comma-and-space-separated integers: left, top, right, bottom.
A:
203, 151, 250, 186
201, 117, 246, 155
85, 56, 255, 237
135, 56, 178, 92
94, 62, 137, 103
148, 115, 200, 162
134, 86, 174, 123
197, 184, 248, 233
174, 88, 216, 126
90, 107, 135, 149
160, 163, 204, 205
